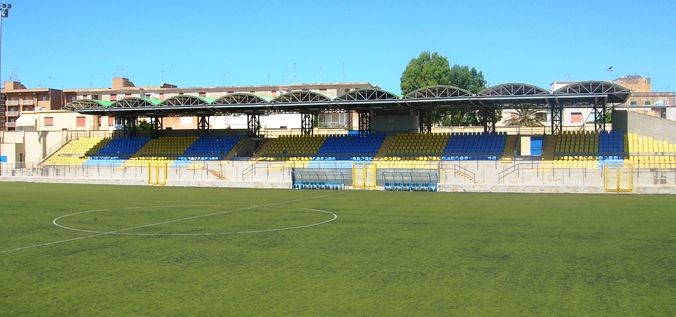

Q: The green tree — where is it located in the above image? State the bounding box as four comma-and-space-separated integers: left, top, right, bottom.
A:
503, 106, 545, 127
400, 51, 489, 126
400, 51, 453, 95
137, 120, 151, 131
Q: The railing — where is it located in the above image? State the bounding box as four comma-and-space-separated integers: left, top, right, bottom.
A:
67, 130, 114, 140
498, 163, 519, 183
39, 132, 72, 164
241, 160, 258, 179
5, 100, 19, 106
19, 99, 34, 106
5, 111, 19, 117
5, 122, 16, 128
453, 164, 477, 183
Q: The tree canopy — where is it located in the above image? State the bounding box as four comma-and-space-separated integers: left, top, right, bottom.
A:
400, 51, 487, 95
400, 51, 489, 126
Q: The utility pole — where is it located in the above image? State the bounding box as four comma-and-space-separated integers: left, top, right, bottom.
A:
0, 2, 12, 176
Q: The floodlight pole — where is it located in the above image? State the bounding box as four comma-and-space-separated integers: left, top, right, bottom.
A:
0, 2, 10, 176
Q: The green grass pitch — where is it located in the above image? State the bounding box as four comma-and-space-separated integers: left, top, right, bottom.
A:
1, 182, 674, 316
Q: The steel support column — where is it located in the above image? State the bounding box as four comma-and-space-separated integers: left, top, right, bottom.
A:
247, 114, 260, 137
123, 117, 137, 136
300, 113, 315, 136
358, 110, 370, 136
592, 102, 607, 132
550, 103, 563, 135
198, 115, 210, 134
418, 110, 432, 134
481, 109, 496, 133
150, 117, 163, 139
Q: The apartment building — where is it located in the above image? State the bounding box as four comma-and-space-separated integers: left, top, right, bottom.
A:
2, 77, 378, 131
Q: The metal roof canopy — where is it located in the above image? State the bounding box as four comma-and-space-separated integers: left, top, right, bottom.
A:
65, 81, 631, 117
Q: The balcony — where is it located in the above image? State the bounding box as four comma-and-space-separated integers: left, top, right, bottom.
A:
5, 100, 19, 106
5, 122, 16, 128
20, 99, 34, 105
5, 111, 20, 117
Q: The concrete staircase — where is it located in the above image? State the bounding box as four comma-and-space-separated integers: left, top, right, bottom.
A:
223, 138, 247, 160
245, 138, 268, 158
374, 135, 396, 158
455, 169, 478, 183
501, 135, 518, 162
541, 135, 557, 161
207, 168, 226, 180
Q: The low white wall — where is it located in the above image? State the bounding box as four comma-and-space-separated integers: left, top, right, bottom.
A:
2, 160, 675, 194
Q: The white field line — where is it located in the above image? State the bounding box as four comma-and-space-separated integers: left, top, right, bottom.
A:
1, 194, 338, 254
54, 208, 337, 236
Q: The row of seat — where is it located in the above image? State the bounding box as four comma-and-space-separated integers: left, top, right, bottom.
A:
442, 132, 506, 160
317, 134, 386, 158
42, 132, 675, 170
42, 135, 242, 167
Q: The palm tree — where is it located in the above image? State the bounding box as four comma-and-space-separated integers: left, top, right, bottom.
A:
504, 106, 545, 127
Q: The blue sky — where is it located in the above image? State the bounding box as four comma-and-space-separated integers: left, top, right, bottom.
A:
2, 0, 675, 92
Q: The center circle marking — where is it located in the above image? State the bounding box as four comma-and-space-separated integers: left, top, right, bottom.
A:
52, 205, 337, 236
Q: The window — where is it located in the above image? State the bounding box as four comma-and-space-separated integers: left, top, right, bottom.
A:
40, 95, 49, 101
629, 101, 637, 106
92, 95, 100, 100
110, 94, 117, 101
76, 116, 86, 127
534, 112, 547, 122
44, 117, 54, 126
180, 117, 193, 125
198, 91, 206, 97
644, 100, 651, 106
108, 117, 114, 126
571, 112, 583, 124
318, 113, 348, 128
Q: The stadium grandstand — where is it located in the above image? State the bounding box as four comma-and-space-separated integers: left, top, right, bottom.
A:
3, 80, 676, 193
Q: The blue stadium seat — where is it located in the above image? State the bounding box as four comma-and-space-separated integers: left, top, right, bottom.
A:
179, 135, 242, 161
441, 132, 506, 160
315, 133, 386, 160
85, 136, 150, 165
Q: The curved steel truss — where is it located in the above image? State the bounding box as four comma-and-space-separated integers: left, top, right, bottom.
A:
160, 95, 210, 107
405, 85, 472, 99
479, 83, 549, 96
66, 81, 631, 117
64, 99, 112, 111
213, 93, 268, 105
272, 91, 331, 103
111, 97, 160, 108
336, 88, 399, 101
554, 81, 631, 103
